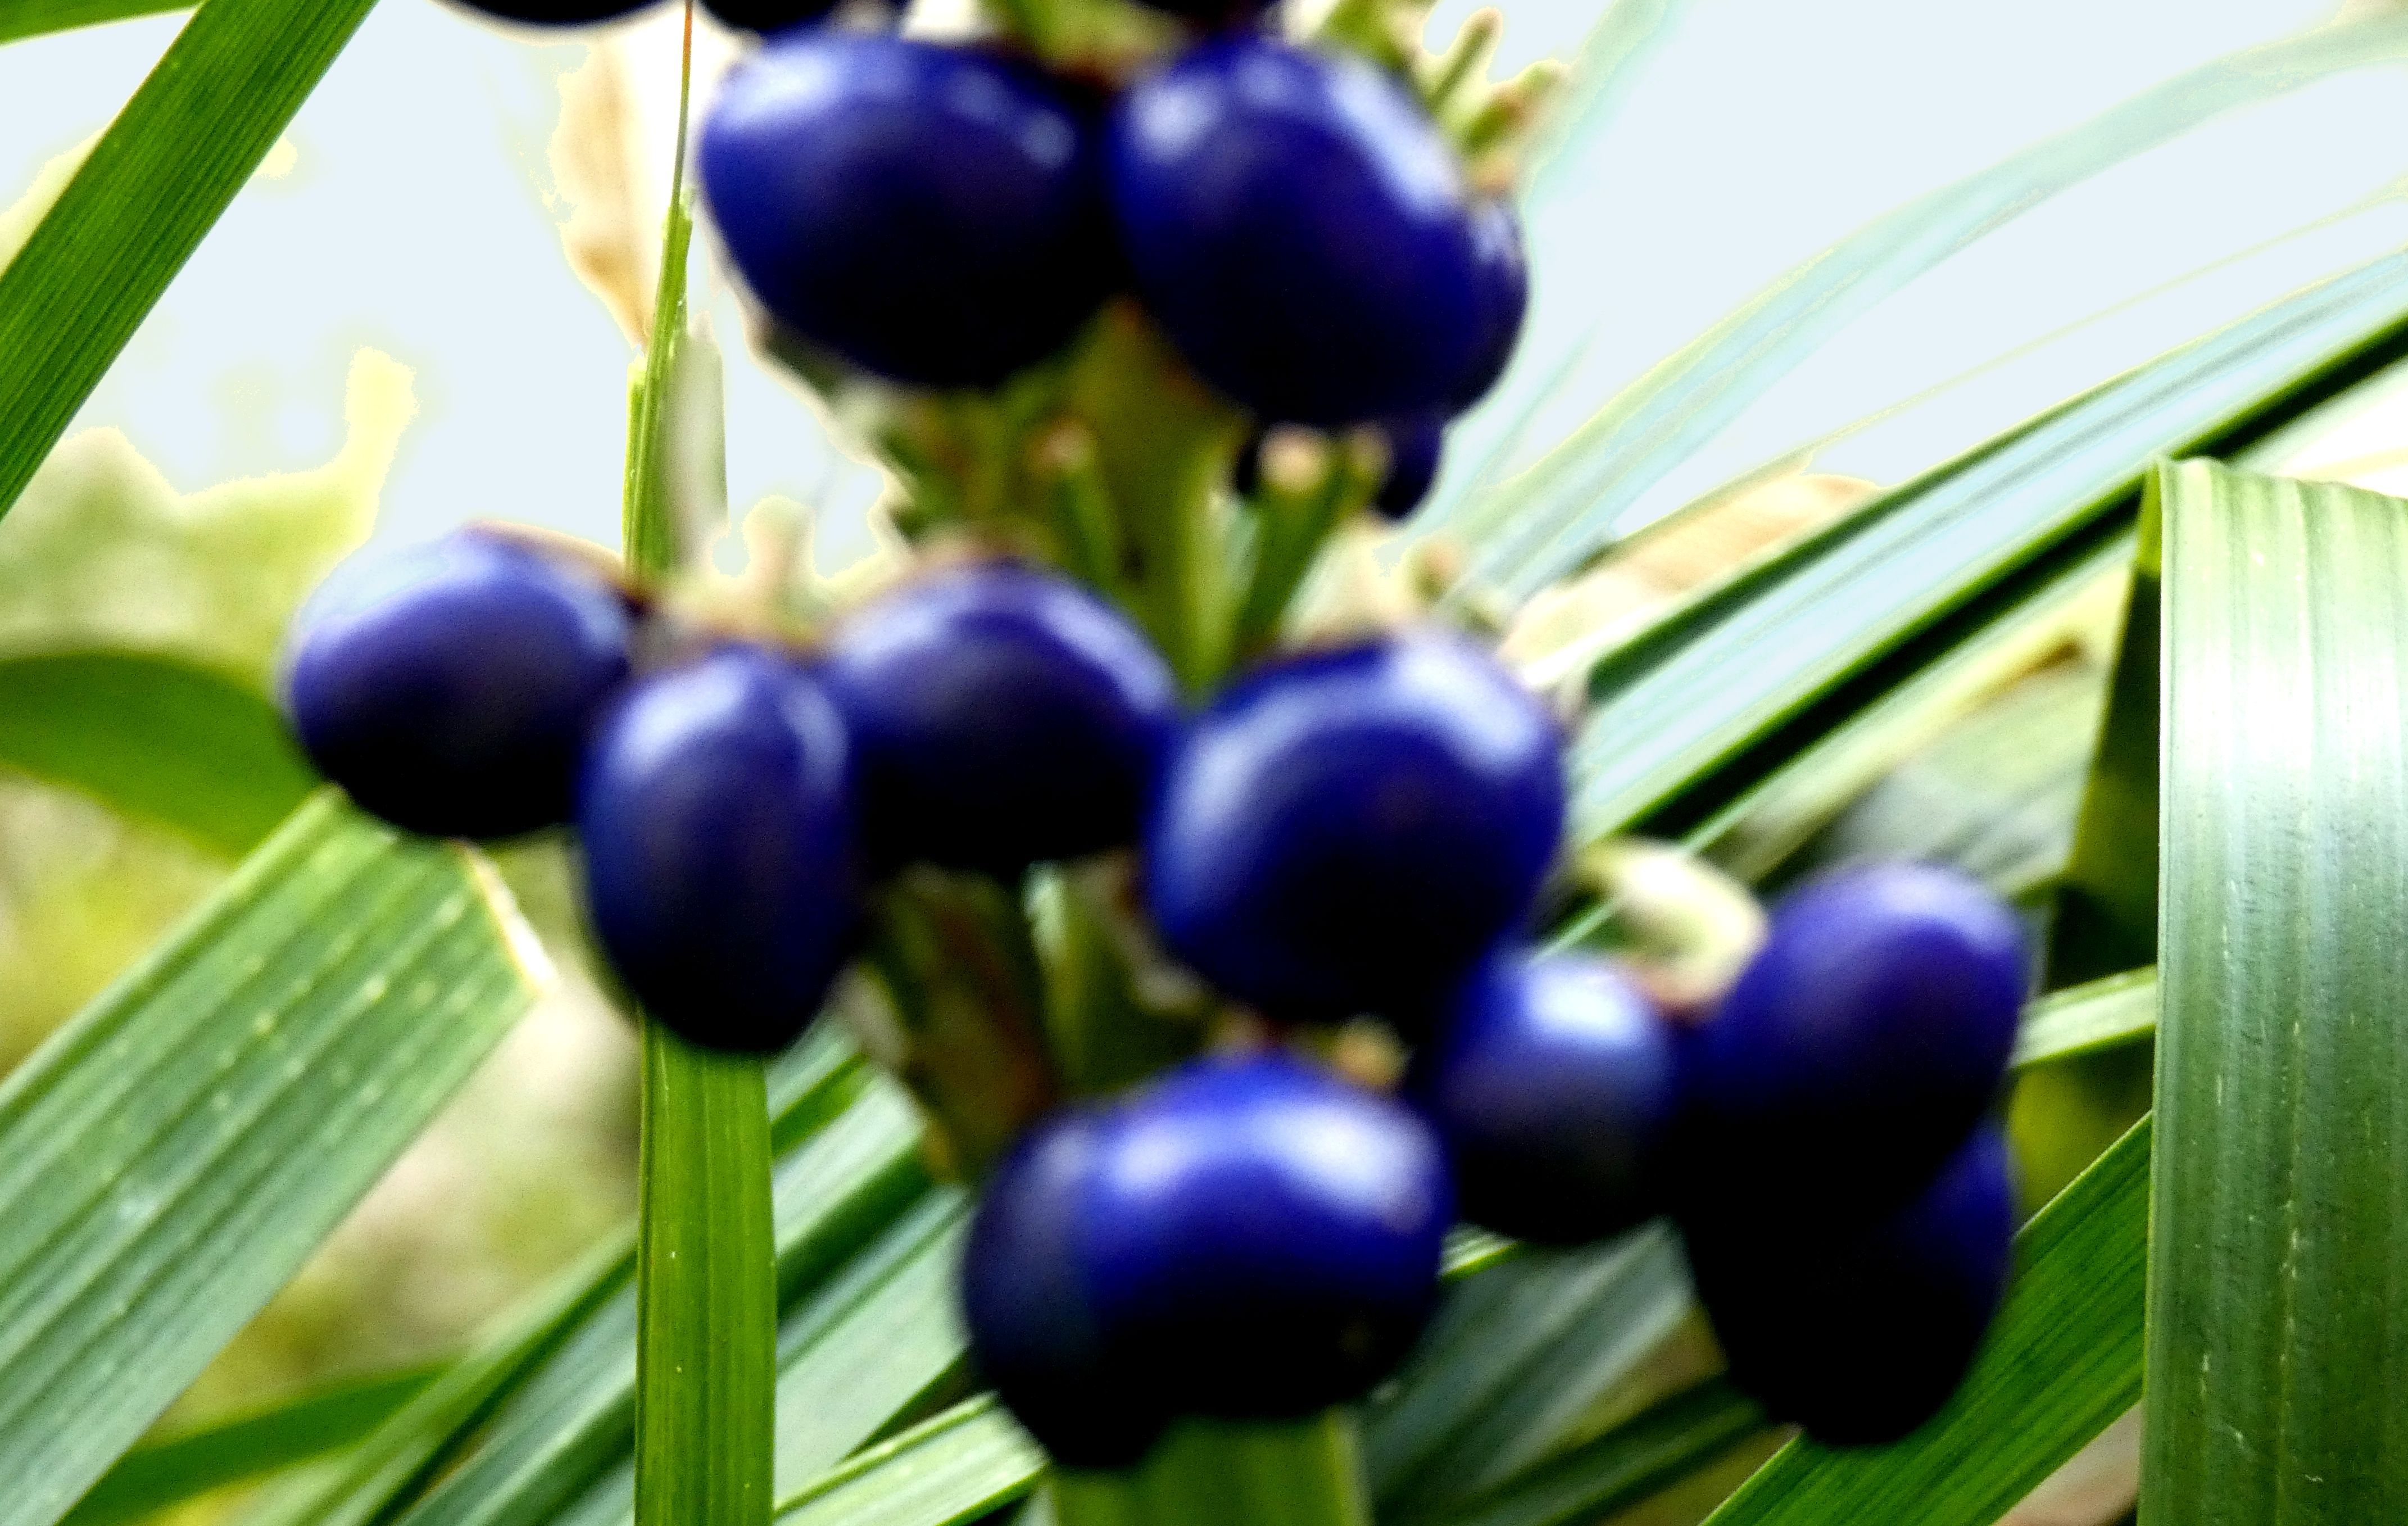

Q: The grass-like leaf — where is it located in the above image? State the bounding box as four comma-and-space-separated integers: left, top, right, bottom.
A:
0, 0, 378, 523
62, 1362, 443, 1526
2011, 969, 2157, 1071
2146, 460, 2408, 1521
0, 0, 182, 43
1425, 1379, 1764, 1526
1701, 1115, 2151, 1526
1561, 247, 2408, 853
1441, 13, 2408, 596
0, 791, 543, 1526
0, 648, 315, 857
773, 1400, 1042, 1526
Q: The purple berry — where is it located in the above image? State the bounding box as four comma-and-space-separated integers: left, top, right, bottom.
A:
820, 563, 1180, 875
702, 0, 841, 30
1681, 1125, 2016, 1445
442, 0, 655, 22
1145, 630, 1564, 1021
1452, 200, 1528, 408
577, 646, 859, 1053
1413, 952, 1681, 1245
1677, 862, 2028, 1224
701, 34, 1116, 388
1375, 414, 1445, 519
280, 529, 633, 840
1109, 38, 1491, 424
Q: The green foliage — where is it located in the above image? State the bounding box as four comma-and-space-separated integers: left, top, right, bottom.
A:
0, 792, 542, 1526
0, 650, 313, 856
0, 1, 180, 46
0, 0, 379, 524
2146, 460, 2408, 1523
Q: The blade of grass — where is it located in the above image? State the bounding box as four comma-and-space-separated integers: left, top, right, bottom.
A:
1439, 13, 2408, 596
1700, 1115, 2152, 1526
0, 791, 544, 1526
0, 648, 316, 857
2012, 969, 2157, 1071
0, 0, 379, 523
2145, 460, 2408, 1522
773, 1400, 1042, 1526
1561, 246, 2408, 853
1421, 1379, 1765, 1526
0, 0, 181, 43
62, 1363, 445, 1526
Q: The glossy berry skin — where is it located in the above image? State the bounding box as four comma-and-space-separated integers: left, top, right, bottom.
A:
964, 1052, 1452, 1459
962, 1113, 1170, 1468
820, 563, 1180, 875
1676, 862, 2027, 1225
1453, 200, 1529, 409
443, 0, 655, 22
1681, 1125, 2016, 1445
1413, 952, 1681, 1245
701, 35, 1115, 388
702, 0, 840, 30
1146, 631, 1564, 1021
281, 529, 632, 841
578, 646, 859, 1054
1110, 39, 1490, 425
1376, 414, 1444, 520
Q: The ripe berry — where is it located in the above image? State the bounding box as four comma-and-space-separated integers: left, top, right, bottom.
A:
1376, 414, 1444, 519
1412, 952, 1681, 1245
1145, 630, 1564, 1021
964, 1051, 1452, 1456
1681, 1125, 2016, 1445
1110, 38, 1492, 424
962, 1112, 1171, 1468
700, 34, 1115, 388
701, 0, 840, 31
820, 562, 1180, 875
443, 0, 655, 22
1676, 862, 2027, 1223
1453, 200, 1529, 408
578, 646, 859, 1054
281, 529, 633, 841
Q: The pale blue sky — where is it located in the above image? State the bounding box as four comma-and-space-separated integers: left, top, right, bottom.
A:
0, 0, 2395, 571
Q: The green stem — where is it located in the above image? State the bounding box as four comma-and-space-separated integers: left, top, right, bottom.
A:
1050, 1413, 1373, 1526
626, 13, 776, 1526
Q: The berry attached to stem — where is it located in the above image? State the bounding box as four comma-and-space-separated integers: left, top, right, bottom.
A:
1145, 630, 1564, 1021
821, 562, 1181, 876
578, 645, 860, 1053
281, 528, 634, 841
701, 34, 1117, 389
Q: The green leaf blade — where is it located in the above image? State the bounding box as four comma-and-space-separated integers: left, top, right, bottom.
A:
0, 0, 379, 524
0, 1, 182, 44
0, 648, 316, 856
2146, 459, 2408, 1523
0, 791, 541, 1526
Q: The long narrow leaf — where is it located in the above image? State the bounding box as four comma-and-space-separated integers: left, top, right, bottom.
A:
0, 1, 182, 44
1441, 14, 2408, 595
0, 791, 543, 1526
2145, 460, 2408, 1522
1562, 247, 2408, 851
0, 0, 378, 522
774, 1401, 1041, 1526
1702, 1116, 2151, 1526
1426, 1379, 1764, 1526
0, 649, 315, 857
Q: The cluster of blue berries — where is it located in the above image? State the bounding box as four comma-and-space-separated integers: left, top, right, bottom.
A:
456, 0, 1529, 519
281, 522, 2025, 1459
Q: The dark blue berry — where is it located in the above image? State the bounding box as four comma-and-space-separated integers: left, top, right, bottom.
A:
577, 646, 859, 1054
1681, 1125, 2016, 1445
700, 35, 1115, 388
962, 1112, 1171, 1468
1109, 39, 1491, 424
1087, 1053, 1452, 1419
1677, 862, 2027, 1224
1145, 631, 1564, 1021
702, 0, 840, 31
1412, 952, 1681, 1245
280, 529, 633, 841
820, 562, 1180, 875
1375, 414, 1444, 519
444, 0, 655, 22
1453, 199, 1528, 408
